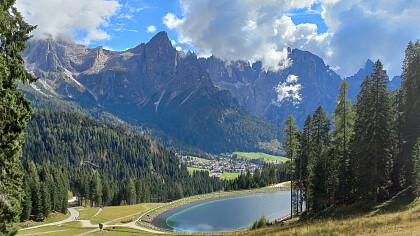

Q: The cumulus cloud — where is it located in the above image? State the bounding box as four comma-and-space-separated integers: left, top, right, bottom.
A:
273, 75, 302, 106
147, 25, 157, 33
164, 0, 320, 72
16, 0, 119, 44
322, 0, 420, 77
164, 0, 420, 77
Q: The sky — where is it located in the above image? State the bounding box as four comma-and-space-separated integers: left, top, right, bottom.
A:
15, 0, 420, 78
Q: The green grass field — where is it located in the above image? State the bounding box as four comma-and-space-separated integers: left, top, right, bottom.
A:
16, 210, 70, 229
90, 203, 163, 224
187, 167, 240, 180
183, 156, 210, 162
17, 221, 93, 236
232, 152, 289, 163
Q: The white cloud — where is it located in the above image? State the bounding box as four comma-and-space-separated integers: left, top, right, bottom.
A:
164, 0, 420, 77
286, 74, 299, 83
16, 0, 119, 45
273, 75, 302, 106
147, 25, 157, 33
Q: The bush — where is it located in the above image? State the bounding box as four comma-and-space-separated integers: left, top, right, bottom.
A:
250, 215, 268, 230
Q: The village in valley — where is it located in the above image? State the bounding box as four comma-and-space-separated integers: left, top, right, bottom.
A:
180, 155, 262, 177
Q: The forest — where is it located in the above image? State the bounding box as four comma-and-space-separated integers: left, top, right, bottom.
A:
284, 41, 420, 215
19, 110, 227, 219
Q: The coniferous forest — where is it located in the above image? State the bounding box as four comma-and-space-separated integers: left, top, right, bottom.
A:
285, 42, 420, 215
1, 0, 420, 235
20, 110, 225, 214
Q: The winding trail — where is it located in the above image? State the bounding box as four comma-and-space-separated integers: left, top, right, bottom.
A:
19, 208, 80, 231
75, 204, 166, 235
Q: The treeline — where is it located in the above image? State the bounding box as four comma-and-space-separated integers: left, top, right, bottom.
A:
225, 164, 289, 190
21, 110, 225, 213
284, 41, 420, 214
20, 160, 69, 221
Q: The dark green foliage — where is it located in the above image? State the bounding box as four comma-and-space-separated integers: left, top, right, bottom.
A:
225, 164, 289, 191
283, 114, 300, 216
22, 109, 225, 206
310, 106, 331, 211
0, 0, 37, 234
250, 215, 268, 230
332, 80, 355, 203
352, 60, 393, 202
296, 115, 312, 212
20, 160, 69, 220
412, 139, 420, 196
125, 178, 136, 205
400, 41, 420, 188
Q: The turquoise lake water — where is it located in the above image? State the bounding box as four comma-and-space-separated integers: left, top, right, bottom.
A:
151, 190, 291, 233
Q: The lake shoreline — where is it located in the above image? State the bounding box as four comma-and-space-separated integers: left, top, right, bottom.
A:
142, 185, 290, 233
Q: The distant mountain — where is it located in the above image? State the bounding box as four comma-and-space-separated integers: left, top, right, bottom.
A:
346, 59, 402, 101
21, 32, 281, 154
198, 49, 342, 125
21, 31, 403, 153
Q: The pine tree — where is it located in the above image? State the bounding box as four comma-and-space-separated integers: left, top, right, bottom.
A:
412, 139, 420, 196
19, 182, 31, 222
40, 182, 51, 219
297, 115, 312, 212
125, 178, 136, 205
89, 172, 102, 207
310, 106, 330, 211
400, 41, 420, 187
283, 114, 300, 217
0, 0, 37, 234
332, 80, 355, 203
353, 60, 393, 202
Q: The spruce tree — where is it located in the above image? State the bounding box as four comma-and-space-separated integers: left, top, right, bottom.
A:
310, 106, 330, 211
332, 80, 355, 203
412, 139, 420, 196
0, 0, 37, 234
40, 182, 51, 219
283, 114, 300, 217
125, 178, 136, 205
298, 115, 312, 212
353, 60, 393, 202
400, 41, 420, 187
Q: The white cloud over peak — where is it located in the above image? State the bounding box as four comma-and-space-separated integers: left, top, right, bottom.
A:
164, 0, 420, 77
147, 25, 157, 33
16, 0, 119, 45
273, 75, 302, 106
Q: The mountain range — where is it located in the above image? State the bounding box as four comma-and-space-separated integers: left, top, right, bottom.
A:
20, 31, 402, 154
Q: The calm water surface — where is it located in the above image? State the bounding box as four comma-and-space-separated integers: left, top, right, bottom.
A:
152, 190, 291, 233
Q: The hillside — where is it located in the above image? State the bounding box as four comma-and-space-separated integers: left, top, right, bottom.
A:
21, 109, 225, 204
238, 190, 420, 235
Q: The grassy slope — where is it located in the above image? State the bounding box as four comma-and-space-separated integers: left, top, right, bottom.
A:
187, 167, 240, 180
232, 152, 289, 163
16, 210, 70, 228
235, 189, 420, 236
183, 156, 210, 162
89, 203, 163, 224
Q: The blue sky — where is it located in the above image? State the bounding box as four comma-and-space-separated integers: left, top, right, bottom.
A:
16, 0, 420, 77
85, 1, 328, 52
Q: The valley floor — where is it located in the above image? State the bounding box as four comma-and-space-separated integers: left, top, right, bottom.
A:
16, 184, 289, 235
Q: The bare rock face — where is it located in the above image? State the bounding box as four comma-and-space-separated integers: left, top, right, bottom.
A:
199, 48, 343, 125
21, 32, 278, 153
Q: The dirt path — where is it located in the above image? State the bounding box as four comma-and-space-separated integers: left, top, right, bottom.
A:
19, 208, 79, 231
76, 204, 167, 235
18, 229, 70, 236
92, 207, 102, 217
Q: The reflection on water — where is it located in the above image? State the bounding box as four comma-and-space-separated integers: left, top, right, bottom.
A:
152, 190, 291, 233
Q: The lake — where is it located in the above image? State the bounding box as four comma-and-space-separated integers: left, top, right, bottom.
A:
151, 190, 291, 233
